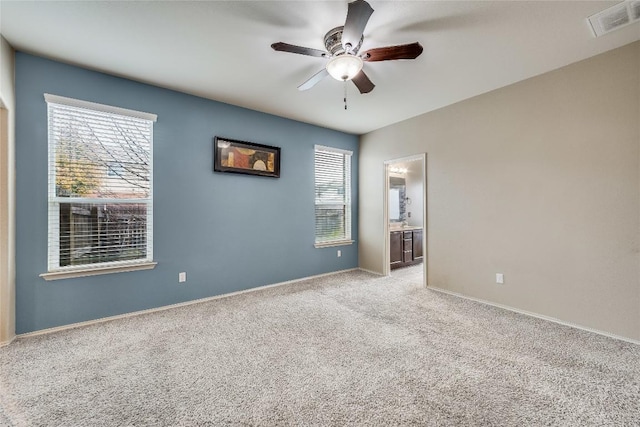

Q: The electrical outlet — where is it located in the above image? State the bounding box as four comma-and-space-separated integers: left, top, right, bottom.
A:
179, 272, 187, 283
496, 273, 504, 284
337, 250, 342, 257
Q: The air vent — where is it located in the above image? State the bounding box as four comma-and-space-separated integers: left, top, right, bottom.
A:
587, 1, 640, 37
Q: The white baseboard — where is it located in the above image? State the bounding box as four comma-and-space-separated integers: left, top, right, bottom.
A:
0, 335, 16, 348
429, 286, 640, 346
358, 267, 386, 276
17, 268, 359, 340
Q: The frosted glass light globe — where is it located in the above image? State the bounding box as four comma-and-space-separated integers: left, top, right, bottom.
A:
326, 55, 363, 81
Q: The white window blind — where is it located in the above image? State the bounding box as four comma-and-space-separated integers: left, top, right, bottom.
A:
314, 145, 352, 246
45, 94, 156, 272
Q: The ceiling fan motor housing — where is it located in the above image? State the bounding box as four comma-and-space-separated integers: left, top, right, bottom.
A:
324, 26, 363, 56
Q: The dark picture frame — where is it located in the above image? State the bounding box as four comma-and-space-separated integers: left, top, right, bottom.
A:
213, 137, 281, 178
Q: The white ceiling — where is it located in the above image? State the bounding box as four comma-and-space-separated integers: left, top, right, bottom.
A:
1, 1, 639, 135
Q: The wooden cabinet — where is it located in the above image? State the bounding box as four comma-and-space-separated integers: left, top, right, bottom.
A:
390, 228, 423, 270
413, 229, 423, 260
390, 231, 403, 266
403, 232, 413, 263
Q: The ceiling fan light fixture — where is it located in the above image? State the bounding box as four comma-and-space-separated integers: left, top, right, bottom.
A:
326, 54, 363, 81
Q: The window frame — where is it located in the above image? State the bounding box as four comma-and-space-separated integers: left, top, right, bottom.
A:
314, 144, 354, 248
40, 94, 157, 281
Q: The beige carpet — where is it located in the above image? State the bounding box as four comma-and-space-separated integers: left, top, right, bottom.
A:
1, 266, 639, 426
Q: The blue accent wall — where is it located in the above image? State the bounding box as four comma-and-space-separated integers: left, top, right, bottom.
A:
14, 53, 359, 334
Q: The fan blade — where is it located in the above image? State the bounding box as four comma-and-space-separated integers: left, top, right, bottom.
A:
351, 70, 375, 94
298, 69, 329, 91
361, 42, 423, 62
342, 0, 374, 54
271, 42, 328, 58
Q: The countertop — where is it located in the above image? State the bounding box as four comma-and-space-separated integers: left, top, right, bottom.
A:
389, 225, 423, 231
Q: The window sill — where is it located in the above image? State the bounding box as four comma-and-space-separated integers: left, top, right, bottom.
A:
40, 262, 157, 281
314, 240, 354, 249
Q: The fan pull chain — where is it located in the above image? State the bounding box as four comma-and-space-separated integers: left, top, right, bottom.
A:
344, 80, 348, 110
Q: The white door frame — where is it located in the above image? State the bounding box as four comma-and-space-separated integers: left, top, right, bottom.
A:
0, 100, 14, 344
383, 153, 427, 287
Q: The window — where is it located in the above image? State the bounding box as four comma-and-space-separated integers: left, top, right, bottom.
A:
314, 145, 353, 247
43, 94, 157, 278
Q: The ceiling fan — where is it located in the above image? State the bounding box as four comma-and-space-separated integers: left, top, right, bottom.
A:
271, 0, 423, 94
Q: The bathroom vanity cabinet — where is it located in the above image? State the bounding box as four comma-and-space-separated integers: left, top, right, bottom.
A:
390, 228, 423, 269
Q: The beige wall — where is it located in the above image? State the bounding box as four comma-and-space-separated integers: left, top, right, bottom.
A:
360, 41, 640, 341
0, 35, 16, 344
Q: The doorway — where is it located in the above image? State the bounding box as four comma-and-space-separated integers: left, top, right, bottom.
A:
383, 154, 426, 287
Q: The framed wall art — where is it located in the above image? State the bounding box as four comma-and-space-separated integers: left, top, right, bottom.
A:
213, 137, 281, 178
